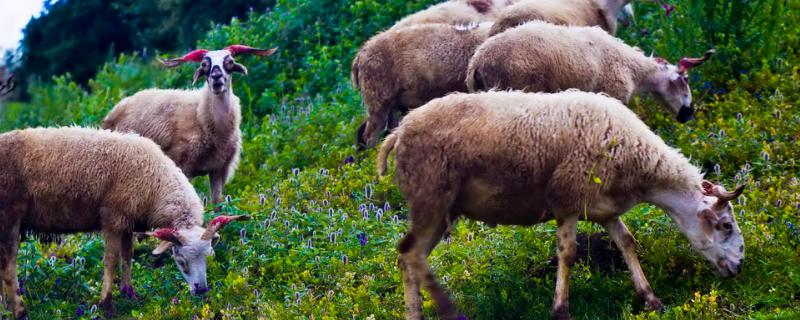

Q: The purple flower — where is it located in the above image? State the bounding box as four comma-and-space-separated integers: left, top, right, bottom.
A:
342, 254, 349, 265
172, 297, 180, 304
661, 1, 675, 16
357, 232, 368, 246
344, 155, 355, 164
75, 304, 85, 317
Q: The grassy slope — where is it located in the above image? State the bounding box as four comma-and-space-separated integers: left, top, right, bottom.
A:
1, 0, 799, 319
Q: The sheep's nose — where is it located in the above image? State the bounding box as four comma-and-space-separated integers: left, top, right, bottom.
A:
677, 106, 694, 123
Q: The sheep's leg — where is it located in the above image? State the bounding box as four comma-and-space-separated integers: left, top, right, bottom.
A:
0, 222, 25, 319
603, 218, 663, 311
100, 232, 122, 316
398, 209, 456, 320
210, 171, 227, 212
119, 232, 137, 300
552, 215, 578, 320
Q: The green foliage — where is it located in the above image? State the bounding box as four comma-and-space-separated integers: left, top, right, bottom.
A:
2, 0, 799, 319
12, 0, 275, 86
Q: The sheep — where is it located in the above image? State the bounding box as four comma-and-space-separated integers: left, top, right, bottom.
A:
377, 91, 746, 320
352, 23, 493, 148
466, 21, 715, 123
102, 45, 277, 211
390, 0, 515, 30
0, 127, 250, 318
489, 0, 632, 35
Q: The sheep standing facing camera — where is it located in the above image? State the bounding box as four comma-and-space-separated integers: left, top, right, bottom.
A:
467, 21, 715, 123
102, 45, 277, 211
0, 127, 249, 319
377, 91, 746, 320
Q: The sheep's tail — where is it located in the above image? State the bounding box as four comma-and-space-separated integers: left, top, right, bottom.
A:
377, 132, 398, 177
465, 64, 481, 92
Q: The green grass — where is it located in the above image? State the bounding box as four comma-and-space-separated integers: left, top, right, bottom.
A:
1, 0, 799, 319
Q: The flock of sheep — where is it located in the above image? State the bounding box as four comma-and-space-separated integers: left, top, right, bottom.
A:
0, 1, 747, 319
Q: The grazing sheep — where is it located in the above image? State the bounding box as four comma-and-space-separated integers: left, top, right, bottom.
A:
102, 45, 277, 211
352, 23, 492, 148
489, 0, 632, 35
466, 21, 715, 123
0, 127, 249, 318
377, 91, 746, 320
390, 0, 515, 30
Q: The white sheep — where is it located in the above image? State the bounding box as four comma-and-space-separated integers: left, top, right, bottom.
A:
390, 0, 514, 30
378, 90, 745, 320
352, 23, 493, 148
489, 0, 632, 35
102, 45, 277, 211
0, 127, 249, 318
467, 21, 715, 122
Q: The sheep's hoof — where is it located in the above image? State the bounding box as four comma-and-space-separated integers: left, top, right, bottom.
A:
100, 296, 116, 317
645, 297, 664, 312
550, 304, 571, 320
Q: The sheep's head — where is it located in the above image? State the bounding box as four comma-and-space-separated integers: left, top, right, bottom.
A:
142, 215, 251, 294
649, 49, 715, 123
671, 181, 745, 278
160, 45, 277, 95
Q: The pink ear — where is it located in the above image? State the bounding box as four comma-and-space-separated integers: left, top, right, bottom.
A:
224, 45, 277, 57
701, 180, 715, 195
208, 216, 236, 228
150, 228, 180, 242
160, 49, 209, 68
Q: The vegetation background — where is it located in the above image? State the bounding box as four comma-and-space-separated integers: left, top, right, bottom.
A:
0, 0, 798, 319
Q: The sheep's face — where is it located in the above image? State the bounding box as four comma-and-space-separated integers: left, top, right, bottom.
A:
149, 226, 215, 294
671, 182, 745, 278
651, 61, 694, 123
195, 50, 248, 96
170, 227, 216, 294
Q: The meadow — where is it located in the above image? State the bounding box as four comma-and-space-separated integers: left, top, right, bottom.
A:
0, 0, 798, 319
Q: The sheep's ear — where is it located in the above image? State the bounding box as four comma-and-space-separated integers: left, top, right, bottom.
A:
192, 66, 207, 85
152, 241, 174, 255
231, 63, 248, 75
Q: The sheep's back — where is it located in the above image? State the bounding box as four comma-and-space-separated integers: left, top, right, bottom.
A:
394, 91, 669, 202
1, 127, 196, 233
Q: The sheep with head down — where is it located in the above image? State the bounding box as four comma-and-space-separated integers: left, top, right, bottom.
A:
0, 127, 249, 318
102, 45, 277, 211
467, 21, 715, 123
377, 90, 746, 320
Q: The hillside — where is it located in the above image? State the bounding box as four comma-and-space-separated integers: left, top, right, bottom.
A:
1, 0, 798, 319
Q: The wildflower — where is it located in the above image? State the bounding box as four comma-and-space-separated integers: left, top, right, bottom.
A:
172, 297, 180, 304
240, 228, 247, 243
776, 199, 783, 207
225, 195, 232, 203
284, 220, 290, 228
322, 199, 330, 207
363, 210, 369, 221
75, 304, 85, 317
341, 213, 348, 221
344, 155, 355, 164
327, 290, 335, 299
384, 202, 391, 212
328, 208, 334, 218
359, 203, 367, 212
660, 1, 675, 16
271, 210, 277, 220
736, 113, 743, 121
713, 163, 721, 175
393, 215, 399, 223
276, 197, 282, 206
718, 129, 725, 137
253, 289, 260, 299
193, 283, 209, 295
342, 254, 349, 265
329, 232, 337, 243
376, 209, 384, 221
357, 232, 368, 246
307, 239, 313, 249
259, 194, 266, 205
446, 235, 452, 245
202, 196, 208, 207
292, 168, 300, 176
762, 151, 770, 161
365, 184, 373, 199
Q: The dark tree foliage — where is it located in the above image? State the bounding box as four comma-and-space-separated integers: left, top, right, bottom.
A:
16, 0, 274, 86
